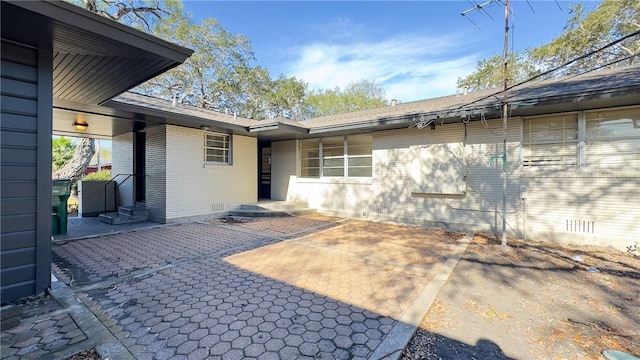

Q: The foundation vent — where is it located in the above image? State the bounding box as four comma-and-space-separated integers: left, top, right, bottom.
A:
212, 203, 226, 212
371, 204, 390, 214
566, 220, 594, 233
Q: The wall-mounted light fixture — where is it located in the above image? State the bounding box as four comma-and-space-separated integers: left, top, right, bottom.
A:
200, 125, 210, 131
73, 117, 89, 131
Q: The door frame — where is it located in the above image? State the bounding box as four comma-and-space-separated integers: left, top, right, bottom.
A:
258, 140, 271, 199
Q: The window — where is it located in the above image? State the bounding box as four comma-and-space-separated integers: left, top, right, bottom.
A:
300, 135, 372, 178
522, 114, 578, 167
346, 135, 373, 177
522, 108, 640, 170
300, 139, 320, 177
322, 137, 345, 177
585, 108, 640, 169
204, 132, 230, 164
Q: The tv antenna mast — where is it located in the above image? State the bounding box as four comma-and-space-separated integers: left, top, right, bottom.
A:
462, 0, 510, 246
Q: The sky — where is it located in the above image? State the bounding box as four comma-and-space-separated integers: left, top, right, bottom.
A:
182, 0, 600, 103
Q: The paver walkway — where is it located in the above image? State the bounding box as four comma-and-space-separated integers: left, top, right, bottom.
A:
2, 215, 466, 360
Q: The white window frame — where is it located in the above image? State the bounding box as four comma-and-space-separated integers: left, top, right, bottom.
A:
204, 131, 231, 164
521, 113, 579, 169
521, 106, 640, 171
299, 135, 372, 178
583, 107, 640, 170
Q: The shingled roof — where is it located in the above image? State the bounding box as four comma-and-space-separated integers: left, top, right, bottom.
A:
108, 65, 640, 139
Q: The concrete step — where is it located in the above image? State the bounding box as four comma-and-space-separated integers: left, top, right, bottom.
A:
118, 206, 149, 217
228, 208, 316, 218
99, 211, 149, 225
231, 201, 315, 217
239, 201, 309, 211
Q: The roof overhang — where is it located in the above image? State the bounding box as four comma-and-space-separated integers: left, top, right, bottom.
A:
106, 96, 252, 135
2, 0, 193, 106
248, 122, 309, 141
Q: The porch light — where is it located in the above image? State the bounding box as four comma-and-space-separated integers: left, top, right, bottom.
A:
73, 118, 88, 131
200, 125, 210, 131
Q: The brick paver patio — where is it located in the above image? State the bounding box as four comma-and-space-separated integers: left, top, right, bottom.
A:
4, 215, 464, 359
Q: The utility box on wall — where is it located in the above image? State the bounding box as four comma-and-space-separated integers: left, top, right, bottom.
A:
78, 180, 116, 217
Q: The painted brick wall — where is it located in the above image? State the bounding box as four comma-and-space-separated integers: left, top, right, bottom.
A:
274, 112, 639, 250
164, 125, 257, 221
145, 125, 167, 222
282, 120, 522, 232
111, 132, 134, 207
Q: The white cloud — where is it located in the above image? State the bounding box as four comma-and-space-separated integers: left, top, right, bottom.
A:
283, 29, 482, 101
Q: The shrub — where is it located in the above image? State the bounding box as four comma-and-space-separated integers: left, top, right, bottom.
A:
82, 170, 112, 181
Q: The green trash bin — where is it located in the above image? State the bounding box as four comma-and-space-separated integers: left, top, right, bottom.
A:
52, 179, 72, 235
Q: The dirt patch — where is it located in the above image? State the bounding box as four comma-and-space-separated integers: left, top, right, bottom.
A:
402, 233, 640, 359
67, 348, 99, 360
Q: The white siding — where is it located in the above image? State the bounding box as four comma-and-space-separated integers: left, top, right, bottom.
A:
165, 125, 257, 222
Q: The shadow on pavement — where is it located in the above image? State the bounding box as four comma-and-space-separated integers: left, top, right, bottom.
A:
403, 330, 516, 360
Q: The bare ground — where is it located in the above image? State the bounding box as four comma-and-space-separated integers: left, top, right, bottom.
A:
402, 233, 640, 360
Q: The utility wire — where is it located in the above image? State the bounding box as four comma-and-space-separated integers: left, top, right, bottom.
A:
411, 35, 639, 130
450, 28, 640, 114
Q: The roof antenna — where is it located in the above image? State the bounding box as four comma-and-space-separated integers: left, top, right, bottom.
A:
460, 0, 510, 247
461, 0, 497, 30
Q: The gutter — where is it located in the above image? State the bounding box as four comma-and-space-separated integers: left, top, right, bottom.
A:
248, 122, 309, 134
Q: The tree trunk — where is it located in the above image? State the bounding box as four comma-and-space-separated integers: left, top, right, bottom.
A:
52, 138, 95, 181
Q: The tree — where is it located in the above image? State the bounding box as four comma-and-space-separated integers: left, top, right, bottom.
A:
57, 0, 184, 180
304, 79, 388, 118
139, 15, 309, 120
457, 53, 540, 91
78, 0, 182, 31
457, 0, 640, 88
529, 0, 640, 75
52, 138, 95, 181
52, 137, 77, 170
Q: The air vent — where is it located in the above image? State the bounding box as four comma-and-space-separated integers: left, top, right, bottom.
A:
566, 220, 594, 233
212, 203, 226, 212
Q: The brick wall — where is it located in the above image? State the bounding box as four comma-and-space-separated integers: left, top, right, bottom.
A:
165, 125, 257, 221
111, 132, 134, 208
145, 125, 167, 222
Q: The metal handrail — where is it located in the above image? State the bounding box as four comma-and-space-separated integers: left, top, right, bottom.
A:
102, 174, 145, 216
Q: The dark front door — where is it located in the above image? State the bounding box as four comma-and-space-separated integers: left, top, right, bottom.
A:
259, 142, 271, 199
134, 131, 145, 203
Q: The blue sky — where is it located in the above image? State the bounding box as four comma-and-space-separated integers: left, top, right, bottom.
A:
184, 1, 600, 102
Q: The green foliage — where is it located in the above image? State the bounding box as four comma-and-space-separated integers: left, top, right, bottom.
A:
138, 14, 309, 120
529, 0, 640, 75
81, 170, 112, 181
74, 0, 384, 120
456, 53, 540, 91
459, 0, 640, 88
304, 79, 387, 118
52, 136, 76, 170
